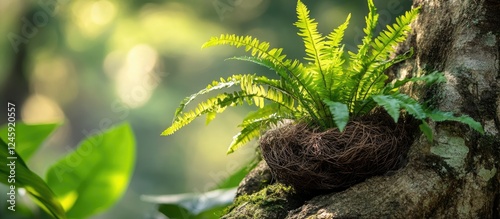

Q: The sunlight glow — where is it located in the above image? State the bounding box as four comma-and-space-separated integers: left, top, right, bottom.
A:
70, 0, 117, 37
90, 0, 116, 25
114, 44, 161, 108
21, 94, 65, 124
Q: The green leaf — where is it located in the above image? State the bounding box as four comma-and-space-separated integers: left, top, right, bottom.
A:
228, 111, 284, 154
295, 0, 327, 90
46, 123, 135, 218
0, 123, 60, 160
427, 110, 484, 134
372, 95, 401, 122
142, 188, 237, 219
324, 100, 349, 132
391, 71, 445, 89
393, 93, 426, 119
452, 115, 484, 134
419, 121, 433, 141
0, 139, 67, 219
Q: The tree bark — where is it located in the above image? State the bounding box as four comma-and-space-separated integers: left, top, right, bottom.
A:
224, 0, 500, 218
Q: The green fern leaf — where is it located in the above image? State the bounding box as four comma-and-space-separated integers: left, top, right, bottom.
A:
174, 75, 243, 118
391, 71, 445, 89
295, 0, 328, 90
393, 93, 426, 119
319, 14, 350, 100
372, 95, 401, 122
355, 9, 419, 100
324, 100, 349, 132
228, 107, 285, 154
419, 121, 433, 141
164, 89, 289, 136
370, 8, 419, 62
203, 34, 320, 106
345, 0, 379, 111
162, 93, 235, 136
426, 110, 484, 134
228, 56, 322, 120
325, 14, 351, 54
348, 2, 419, 114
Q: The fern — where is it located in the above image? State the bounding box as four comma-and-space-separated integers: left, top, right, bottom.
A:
163, 0, 483, 154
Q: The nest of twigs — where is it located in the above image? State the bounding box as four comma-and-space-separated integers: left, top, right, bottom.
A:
260, 112, 414, 190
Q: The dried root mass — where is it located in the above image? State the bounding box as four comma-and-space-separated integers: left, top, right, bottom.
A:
260, 113, 414, 190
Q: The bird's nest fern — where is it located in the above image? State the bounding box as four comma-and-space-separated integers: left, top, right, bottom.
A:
162, 0, 483, 155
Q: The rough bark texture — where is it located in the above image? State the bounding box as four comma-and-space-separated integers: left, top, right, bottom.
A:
224, 0, 500, 218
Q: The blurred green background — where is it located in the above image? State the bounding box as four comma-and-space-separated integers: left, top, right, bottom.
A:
0, 0, 410, 218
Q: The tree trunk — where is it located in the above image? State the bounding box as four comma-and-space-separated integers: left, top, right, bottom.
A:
223, 0, 500, 218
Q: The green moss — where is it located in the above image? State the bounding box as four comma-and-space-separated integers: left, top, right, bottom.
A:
222, 184, 300, 218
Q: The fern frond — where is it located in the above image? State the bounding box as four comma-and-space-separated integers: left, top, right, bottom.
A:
163, 78, 302, 137
357, 8, 419, 97
203, 35, 322, 111
325, 14, 351, 56
372, 93, 427, 122
323, 100, 349, 131
227, 104, 289, 154
345, 0, 379, 111
392, 93, 426, 119
229, 56, 323, 122
228, 56, 310, 96
372, 94, 401, 122
162, 92, 238, 136
390, 71, 445, 90
318, 14, 351, 100
295, 0, 327, 89
426, 110, 484, 134
350, 0, 379, 66
371, 8, 419, 62
238, 75, 296, 110
173, 75, 244, 118
348, 2, 420, 115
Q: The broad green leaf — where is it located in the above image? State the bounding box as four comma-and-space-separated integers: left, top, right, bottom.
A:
427, 110, 484, 134
0, 123, 60, 160
0, 139, 66, 219
372, 95, 401, 122
426, 110, 454, 121
419, 121, 433, 141
324, 100, 349, 131
46, 123, 135, 219
452, 115, 484, 134
142, 188, 237, 219
392, 71, 445, 89
393, 94, 426, 119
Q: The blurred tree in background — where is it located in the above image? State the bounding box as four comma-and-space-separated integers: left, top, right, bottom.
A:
0, 0, 410, 218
